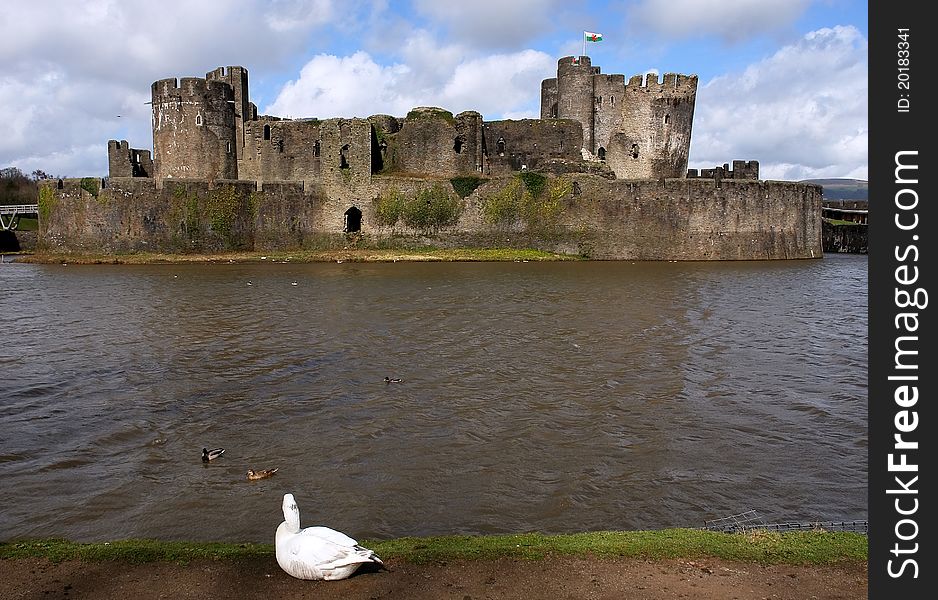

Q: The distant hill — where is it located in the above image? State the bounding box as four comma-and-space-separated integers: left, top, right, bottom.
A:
800, 178, 868, 202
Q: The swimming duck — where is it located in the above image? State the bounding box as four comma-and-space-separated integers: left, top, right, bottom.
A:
247, 468, 278, 481
275, 493, 384, 581
384, 377, 403, 384
201, 447, 225, 462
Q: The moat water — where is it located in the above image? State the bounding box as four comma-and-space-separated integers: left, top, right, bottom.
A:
0, 254, 867, 542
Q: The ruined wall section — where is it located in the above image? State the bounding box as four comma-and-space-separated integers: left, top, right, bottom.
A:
387, 108, 483, 177
108, 140, 152, 178
482, 119, 583, 175
606, 73, 697, 180
540, 78, 558, 119
687, 160, 759, 180
240, 118, 322, 183
151, 77, 237, 180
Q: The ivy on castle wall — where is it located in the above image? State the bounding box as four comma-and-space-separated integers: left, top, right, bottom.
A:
38, 186, 56, 224
80, 178, 99, 199
373, 184, 463, 232
450, 176, 487, 199
480, 173, 572, 231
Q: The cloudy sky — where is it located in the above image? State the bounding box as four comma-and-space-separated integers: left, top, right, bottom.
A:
0, 0, 867, 181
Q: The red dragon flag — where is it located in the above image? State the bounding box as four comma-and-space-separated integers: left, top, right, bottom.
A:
582, 31, 603, 57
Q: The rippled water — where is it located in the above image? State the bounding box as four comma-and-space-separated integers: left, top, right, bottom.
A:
0, 255, 867, 543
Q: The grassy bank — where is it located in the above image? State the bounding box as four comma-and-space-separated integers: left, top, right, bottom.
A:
16, 247, 581, 265
1, 529, 867, 565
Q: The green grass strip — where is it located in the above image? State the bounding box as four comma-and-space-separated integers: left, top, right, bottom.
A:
1, 529, 867, 565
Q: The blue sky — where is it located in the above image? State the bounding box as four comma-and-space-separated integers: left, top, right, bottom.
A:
0, 0, 867, 181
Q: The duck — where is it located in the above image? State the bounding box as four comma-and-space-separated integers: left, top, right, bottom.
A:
247, 468, 278, 481
275, 493, 384, 581
384, 377, 403, 384
201, 447, 225, 462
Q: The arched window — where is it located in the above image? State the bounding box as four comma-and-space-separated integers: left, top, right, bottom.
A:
263, 124, 271, 140
549, 103, 558, 118
664, 114, 671, 125
196, 114, 203, 126
597, 147, 606, 161
631, 144, 639, 159
496, 137, 506, 155
226, 141, 231, 154
314, 140, 320, 157
453, 136, 464, 154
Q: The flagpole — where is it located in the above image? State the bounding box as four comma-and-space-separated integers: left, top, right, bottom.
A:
582, 32, 586, 58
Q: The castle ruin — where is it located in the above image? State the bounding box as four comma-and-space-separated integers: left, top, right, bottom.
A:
41, 55, 821, 261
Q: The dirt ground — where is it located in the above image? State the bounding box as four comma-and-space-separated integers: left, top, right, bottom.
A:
0, 555, 866, 600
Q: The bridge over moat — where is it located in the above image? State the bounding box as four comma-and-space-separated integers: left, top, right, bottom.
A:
0, 204, 39, 231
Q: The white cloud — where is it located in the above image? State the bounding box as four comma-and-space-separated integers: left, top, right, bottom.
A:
630, 0, 811, 42
265, 49, 554, 120
688, 26, 867, 180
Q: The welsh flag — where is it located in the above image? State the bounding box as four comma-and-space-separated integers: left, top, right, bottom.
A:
585, 31, 603, 42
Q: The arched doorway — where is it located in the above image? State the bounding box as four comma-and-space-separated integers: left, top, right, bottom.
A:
344, 206, 362, 233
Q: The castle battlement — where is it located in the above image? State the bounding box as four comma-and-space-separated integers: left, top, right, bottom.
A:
151, 77, 234, 101
624, 72, 697, 96
687, 160, 760, 180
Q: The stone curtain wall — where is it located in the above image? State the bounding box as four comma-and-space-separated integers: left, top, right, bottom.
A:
39, 176, 822, 260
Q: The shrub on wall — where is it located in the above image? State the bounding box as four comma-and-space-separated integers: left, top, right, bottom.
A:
374, 188, 406, 227
402, 184, 462, 231
481, 177, 522, 226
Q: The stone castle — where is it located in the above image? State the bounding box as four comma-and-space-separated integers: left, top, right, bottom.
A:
40, 56, 822, 260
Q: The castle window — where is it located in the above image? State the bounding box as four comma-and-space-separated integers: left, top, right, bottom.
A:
226, 141, 231, 154
344, 206, 362, 233
598, 147, 606, 161
496, 137, 506, 155
631, 144, 639, 159
57, 179, 64, 189
340, 144, 349, 169
559, 140, 564, 152
277, 140, 284, 153
596, 96, 602, 107
196, 114, 203, 126
264, 124, 271, 140
314, 140, 320, 157
453, 136, 464, 154
664, 114, 671, 125
610, 96, 615, 106
549, 103, 558, 118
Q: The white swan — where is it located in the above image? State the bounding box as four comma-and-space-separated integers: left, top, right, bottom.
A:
275, 492, 384, 581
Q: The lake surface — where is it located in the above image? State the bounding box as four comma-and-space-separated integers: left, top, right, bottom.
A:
0, 254, 867, 543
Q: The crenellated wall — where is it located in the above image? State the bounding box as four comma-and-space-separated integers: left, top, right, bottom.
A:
38, 175, 822, 260
688, 160, 760, 180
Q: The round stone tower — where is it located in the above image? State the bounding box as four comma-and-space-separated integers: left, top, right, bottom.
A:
151, 76, 238, 180
555, 56, 596, 153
